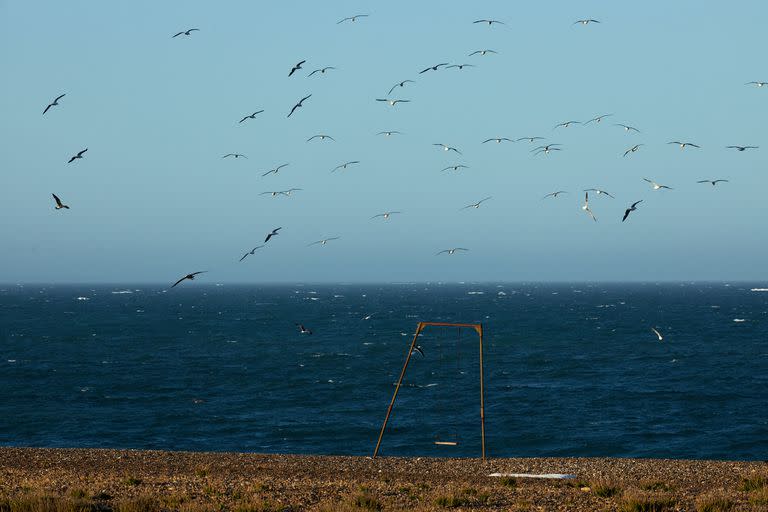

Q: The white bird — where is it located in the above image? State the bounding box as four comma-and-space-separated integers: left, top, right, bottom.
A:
532, 144, 562, 156
436, 248, 469, 255
281, 188, 302, 196
469, 49, 497, 56
375, 98, 410, 106
585, 113, 612, 124
411, 345, 425, 357
371, 211, 401, 220
296, 323, 313, 335
446, 63, 475, 70
745, 81, 767, 87
419, 63, 449, 74
643, 178, 673, 190
573, 19, 600, 25
482, 137, 512, 144
377, 131, 401, 137
43, 94, 65, 115
651, 327, 663, 342
614, 123, 640, 133
308, 237, 340, 246
307, 134, 335, 142
554, 121, 581, 129
516, 136, 545, 143
433, 143, 462, 154
668, 141, 700, 149
584, 188, 615, 198
461, 197, 491, 210
582, 192, 597, 222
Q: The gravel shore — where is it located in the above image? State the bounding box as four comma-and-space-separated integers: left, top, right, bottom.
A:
1, 448, 767, 511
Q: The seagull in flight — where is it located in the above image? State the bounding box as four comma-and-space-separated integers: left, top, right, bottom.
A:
288, 60, 306, 77
239, 245, 265, 262
585, 113, 612, 124
307, 134, 335, 142
308, 237, 340, 246
651, 327, 663, 342
264, 227, 282, 243
337, 14, 368, 24
745, 81, 767, 87
584, 188, 614, 198
376, 98, 410, 106
419, 63, 449, 74
287, 94, 311, 117
482, 137, 512, 144
239, 111, 264, 123
67, 148, 87, 163
43, 94, 65, 115
296, 323, 313, 335
52, 193, 69, 210
441, 164, 469, 172
469, 49, 497, 56
433, 143, 461, 154
377, 131, 401, 137
697, 179, 729, 186
172, 28, 199, 38
388, 80, 415, 95
643, 178, 673, 190
543, 191, 567, 199
411, 345, 425, 357
726, 145, 758, 151
582, 192, 597, 222
516, 136, 545, 143
461, 197, 491, 210
622, 200, 643, 222
437, 248, 469, 255
573, 19, 600, 25
532, 144, 562, 155
332, 161, 360, 172
371, 211, 401, 220
554, 120, 581, 129
623, 144, 643, 157
262, 163, 289, 177
614, 123, 640, 133
308, 66, 336, 77
222, 153, 247, 159
171, 271, 207, 288
668, 141, 700, 149
281, 188, 302, 196
473, 19, 505, 26
446, 63, 475, 70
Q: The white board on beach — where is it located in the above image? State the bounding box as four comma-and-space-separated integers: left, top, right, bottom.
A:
488, 473, 576, 479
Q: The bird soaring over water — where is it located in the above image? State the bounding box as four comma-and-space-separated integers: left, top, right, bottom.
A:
582, 192, 597, 222
388, 80, 415, 95
377, 131, 401, 137
412, 345, 425, 357
371, 211, 401, 220
651, 327, 664, 341
419, 63, 449, 74
307, 237, 340, 246
461, 197, 491, 210
585, 113, 612, 124
337, 14, 368, 24
375, 98, 410, 106
68, 148, 87, 163
222, 153, 247, 159
239, 111, 264, 123
469, 49, 497, 56
482, 137, 512, 144
697, 179, 729, 186
623, 144, 643, 157
446, 64, 475, 70
43, 94, 65, 115
573, 19, 600, 25
643, 178, 673, 190
433, 143, 461, 154
726, 145, 758, 151
517, 136, 545, 143
745, 81, 767, 87
614, 123, 640, 133
554, 120, 581, 129
172, 28, 199, 38
307, 134, 335, 142
441, 164, 469, 172
543, 191, 567, 199
287, 94, 311, 117
239, 245, 265, 262
532, 144, 562, 155
52, 193, 69, 210
171, 271, 207, 288
584, 188, 615, 198
473, 19, 505, 26
622, 200, 643, 222
332, 161, 360, 172
308, 66, 336, 77
288, 60, 306, 77
262, 163, 289, 177
437, 248, 469, 255
264, 228, 282, 243
668, 141, 700, 149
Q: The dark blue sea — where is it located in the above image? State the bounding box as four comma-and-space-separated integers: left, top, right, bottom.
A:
1, 283, 767, 460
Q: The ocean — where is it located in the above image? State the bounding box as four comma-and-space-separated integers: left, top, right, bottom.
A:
1, 283, 766, 460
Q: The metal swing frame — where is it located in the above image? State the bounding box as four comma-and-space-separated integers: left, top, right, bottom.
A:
372, 322, 486, 461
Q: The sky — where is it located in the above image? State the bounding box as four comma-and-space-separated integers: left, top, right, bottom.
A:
1, 1, 767, 284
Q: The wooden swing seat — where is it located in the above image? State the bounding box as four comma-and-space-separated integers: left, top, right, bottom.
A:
433, 441, 459, 446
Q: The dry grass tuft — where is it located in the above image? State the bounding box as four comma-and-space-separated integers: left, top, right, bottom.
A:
592, 478, 622, 498
620, 490, 677, 512
742, 475, 768, 492
694, 493, 734, 512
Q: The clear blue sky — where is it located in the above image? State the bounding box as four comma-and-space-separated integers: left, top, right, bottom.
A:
1, 1, 766, 283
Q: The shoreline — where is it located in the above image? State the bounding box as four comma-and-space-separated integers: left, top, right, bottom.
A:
1, 448, 767, 511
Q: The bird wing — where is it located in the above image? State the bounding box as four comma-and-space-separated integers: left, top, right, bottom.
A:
307, 240, 322, 246
714, 180, 729, 183
632, 200, 643, 207
688, 143, 701, 148
604, 191, 615, 198
52, 193, 63, 206
418, 67, 431, 74
622, 209, 631, 222
43, 103, 53, 114
651, 327, 663, 341
307, 69, 319, 77
264, 234, 274, 243
387, 84, 397, 95
78, 148, 88, 156
287, 104, 299, 117
643, 178, 652, 183
171, 276, 187, 288
172, 32, 184, 38
238, 117, 248, 123
696, 180, 709, 183
239, 252, 249, 262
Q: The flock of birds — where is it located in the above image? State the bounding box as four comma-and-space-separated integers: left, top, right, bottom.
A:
41, 13, 762, 306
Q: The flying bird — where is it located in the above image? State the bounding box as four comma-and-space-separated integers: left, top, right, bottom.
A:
543, 191, 567, 199
441, 164, 469, 172
614, 123, 640, 133
643, 178, 673, 190
433, 143, 461, 154
239, 245, 265, 262
573, 19, 600, 25
726, 145, 758, 151
171, 271, 207, 288
745, 81, 767, 87
584, 188, 615, 198
308, 66, 336, 77
307, 134, 335, 142
437, 248, 469, 255
668, 141, 700, 149
222, 153, 247, 159
332, 161, 360, 172
482, 137, 512, 144
411, 345, 425, 357
52, 193, 69, 210
239, 111, 264, 123
371, 211, 401, 220
516, 136, 545, 143
622, 200, 643, 222
287, 94, 311, 117
172, 28, 199, 38
419, 63, 449, 74
388, 80, 415, 95
281, 188, 302, 196
582, 192, 597, 222
585, 113, 612, 124
67, 148, 87, 163
461, 197, 492, 210
651, 327, 663, 342
554, 120, 581, 129
307, 237, 340, 246
623, 144, 643, 157
262, 163, 289, 177
446, 63, 475, 70
264, 227, 282, 243
473, 19, 505, 26
337, 14, 368, 24
532, 144, 562, 155
376, 98, 410, 106
469, 49, 497, 56
697, 179, 729, 186
288, 60, 306, 77
377, 131, 401, 137
296, 323, 313, 335
43, 94, 65, 115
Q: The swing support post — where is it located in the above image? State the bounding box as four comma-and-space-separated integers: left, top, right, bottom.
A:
372, 322, 486, 461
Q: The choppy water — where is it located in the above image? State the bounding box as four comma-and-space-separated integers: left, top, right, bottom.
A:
1, 283, 767, 460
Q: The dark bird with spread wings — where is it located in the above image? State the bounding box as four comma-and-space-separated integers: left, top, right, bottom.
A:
43, 94, 65, 115
287, 94, 311, 117
171, 271, 207, 288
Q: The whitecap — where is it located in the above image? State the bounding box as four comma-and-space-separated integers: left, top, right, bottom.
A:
111, 290, 133, 294
76, 297, 90, 301
733, 318, 747, 322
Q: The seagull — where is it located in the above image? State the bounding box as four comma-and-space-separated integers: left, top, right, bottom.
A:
622, 200, 643, 222
584, 188, 615, 198
67, 148, 87, 163
281, 188, 302, 196
585, 113, 612, 124
473, 19, 505, 26
332, 161, 360, 172
260, 191, 288, 197
554, 121, 581, 129
433, 143, 461, 154
437, 248, 469, 255
337, 14, 368, 24
441, 164, 469, 172
371, 211, 401, 220
461, 197, 491, 210
516, 136, 545, 143
668, 141, 700, 149
469, 49, 497, 56
573, 19, 600, 25
264, 227, 282, 243
697, 179, 729, 186
651, 327, 663, 342
419, 63, 449, 74
288, 60, 306, 77
262, 163, 289, 177
582, 192, 597, 222
726, 145, 758, 151
307, 134, 335, 142
238, 111, 264, 123
614, 123, 640, 133
52, 193, 69, 210
377, 131, 401, 137
287, 94, 311, 118
543, 191, 567, 199
375, 98, 410, 106
745, 81, 767, 87
532, 144, 562, 155
643, 178, 673, 190
171, 271, 207, 288
411, 345, 425, 357
388, 80, 415, 95
482, 137, 512, 144
222, 153, 247, 159
446, 64, 475, 70
623, 144, 644, 157
296, 323, 313, 335
43, 94, 65, 115
308, 237, 340, 246
239, 245, 265, 262
308, 66, 336, 77
172, 28, 199, 38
